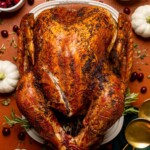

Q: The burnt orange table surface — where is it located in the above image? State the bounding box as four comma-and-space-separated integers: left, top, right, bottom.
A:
0, 0, 150, 150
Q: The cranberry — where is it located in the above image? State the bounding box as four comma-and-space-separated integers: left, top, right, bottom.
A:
130, 72, 138, 82
0, 1, 7, 8
27, 0, 34, 5
6, 0, 12, 7
1, 30, 9, 38
18, 131, 26, 141
13, 0, 20, 4
123, 7, 131, 15
2, 127, 11, 136
137, 73, 144, 82
13, 25, 19, 32
140, 86, 147, 94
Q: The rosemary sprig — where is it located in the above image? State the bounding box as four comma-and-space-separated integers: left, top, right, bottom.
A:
4, 89, 138, 130
123, 88, 139, 115
4, 110, 31, 129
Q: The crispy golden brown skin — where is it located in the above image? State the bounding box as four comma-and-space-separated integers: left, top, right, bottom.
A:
16, 6, 133, 149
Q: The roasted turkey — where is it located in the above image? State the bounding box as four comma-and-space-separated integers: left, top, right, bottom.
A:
16, 5, 133, 150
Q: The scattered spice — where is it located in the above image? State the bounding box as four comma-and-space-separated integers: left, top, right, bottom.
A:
0, 18, 3, 25
0, 44, 6, 54
0, 44, 6, 50
9, 32, 16, 35
140, 53, 146, 60
10, 37, 18, 48
133, 42, 149, 61
133, 43, 138, 48
1, 98, 11, 106
147, 75, 150, 79
134, 48, 148, 60
13, 56, 17, 61
137, 50, 141, 56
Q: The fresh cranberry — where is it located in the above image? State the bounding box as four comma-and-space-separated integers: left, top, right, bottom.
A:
13, 0, 20, 4
2, 127, 11, 136
18, 131, 26, 141
130, 72, 138, 82
0, 1, 7, 8
123, 7, 131, 15
13, 25, 19, 32
6, 0, 12, 7
137, 73, 144, 82
140, 86, 147, 94
1, 30, 9, 38
27, 0, 34, 5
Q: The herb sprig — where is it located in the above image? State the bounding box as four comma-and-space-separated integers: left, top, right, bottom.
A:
4, 89, 139, 129
4, 110, 31, 129
124, 88, 139, 115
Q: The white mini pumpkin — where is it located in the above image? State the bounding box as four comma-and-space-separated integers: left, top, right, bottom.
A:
0, 60, 20, 93
131, 5, 150, 38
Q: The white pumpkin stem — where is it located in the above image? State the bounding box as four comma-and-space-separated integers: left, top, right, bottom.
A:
0, 72, 5, 80
146, 16, 150, 24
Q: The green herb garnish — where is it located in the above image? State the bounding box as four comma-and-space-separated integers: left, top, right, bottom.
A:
13, 56, 17, 61
124, 89, 139, 115
133, 43, 138, 48
0, 18, 3, 25
10, 38, 18, 48
4, 110, 31, 129
0, 44, 6, 53
140, 53, 146, 60
1, 98, 11, 106
137, 50, 141, 56
4, 90, 138, 130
